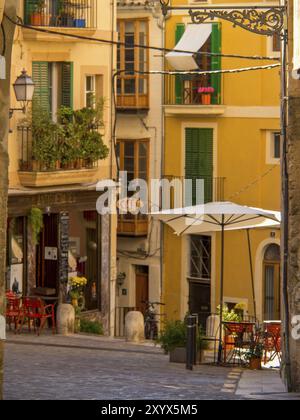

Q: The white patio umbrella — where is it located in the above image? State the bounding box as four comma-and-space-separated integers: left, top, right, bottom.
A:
152, 201, 280, 362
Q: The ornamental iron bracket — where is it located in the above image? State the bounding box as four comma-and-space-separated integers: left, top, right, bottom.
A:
160, 1, 285, 36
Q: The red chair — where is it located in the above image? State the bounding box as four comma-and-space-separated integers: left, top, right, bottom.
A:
19, 297, 56, 335
5, 292, 22, 332
263, 323, 281, 363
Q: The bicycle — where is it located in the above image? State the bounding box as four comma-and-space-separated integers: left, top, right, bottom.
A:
142, 301, 165, 340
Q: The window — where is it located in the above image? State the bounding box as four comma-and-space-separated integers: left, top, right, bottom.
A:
85, 75, 96, 108
117, 139, 149, 235
263, 244, 280, 320
32, 61, 73, 119
190, 235, 211, 280
266, 131, 281, 164
169, 23, 221, 105
117, 19, 149, 109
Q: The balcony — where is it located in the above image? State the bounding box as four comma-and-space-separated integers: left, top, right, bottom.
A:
118, 215, 148, 237
163, 176, 226, 207
17, 125, 101, 188
24, 0, 97, 29
164, 74, 225, 117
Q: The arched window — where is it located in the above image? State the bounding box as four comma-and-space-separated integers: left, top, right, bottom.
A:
263, 244, 280, 320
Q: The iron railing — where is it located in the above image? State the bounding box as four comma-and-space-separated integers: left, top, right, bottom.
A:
24, 0, 97, 29
163, 176, 226, 206
164, 74, 222, 106
18, 125, 99, 172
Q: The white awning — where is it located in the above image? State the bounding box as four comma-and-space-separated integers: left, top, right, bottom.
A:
166, 24, 212, 71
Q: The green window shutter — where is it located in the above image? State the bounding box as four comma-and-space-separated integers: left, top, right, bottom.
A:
185, 128, 213, 204
61, 62, 73, 109
175, 23, 185, 104
24, 0, 37, 25
32, 61, 50, 113
211, 23, 221, 105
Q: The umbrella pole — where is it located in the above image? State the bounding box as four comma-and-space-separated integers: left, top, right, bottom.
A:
246, 229, 257, 320
218, 217, 225, 364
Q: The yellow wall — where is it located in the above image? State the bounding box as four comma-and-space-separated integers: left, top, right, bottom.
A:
163, 1, 281, 321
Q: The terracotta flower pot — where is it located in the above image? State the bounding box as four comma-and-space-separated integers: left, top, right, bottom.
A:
30, 13, 43, 26
249, 357, 262, 370
201, 93, 212, 105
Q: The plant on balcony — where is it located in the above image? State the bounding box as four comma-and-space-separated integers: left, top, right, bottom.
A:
197, 86, 215, 105
30, 106, 61, 170
30, 0, 49, 26
57, 0, 74, 27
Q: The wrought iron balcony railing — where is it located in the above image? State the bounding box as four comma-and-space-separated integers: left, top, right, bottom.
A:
163, 176, 226, 206
18, 125, 99, 172
24, 0, 97, 29
164, 74, 222, 106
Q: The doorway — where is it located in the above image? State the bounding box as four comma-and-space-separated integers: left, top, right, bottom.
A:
263, 244, 281, 320
36, 214, 59, 291
135, 265, 149, 315
189, 281, 211, 330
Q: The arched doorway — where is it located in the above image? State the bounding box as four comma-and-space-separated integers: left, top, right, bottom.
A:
263, 244, 280, 320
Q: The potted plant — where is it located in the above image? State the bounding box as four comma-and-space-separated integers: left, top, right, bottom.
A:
157, 320, 209, 364
57, 0, 74, 27
245, 341, 264, 370
68, 276, 88, 308
217, 303, 243, 351
30, 0, 49, 26
197, 86, 215, 105
73, 3, 87, 28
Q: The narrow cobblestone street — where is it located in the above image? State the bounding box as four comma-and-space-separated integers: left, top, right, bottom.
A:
4, 334, 245, 400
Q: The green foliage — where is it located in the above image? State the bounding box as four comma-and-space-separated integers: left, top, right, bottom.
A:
244, 342, 264, 361
34, 0, 46, 13
28, 207, 43, 245
79, 318, 104, 335
217, 303, 243, 322
29, 100, 109, 168
157, 319, 209, 353
31, 106, 61, 169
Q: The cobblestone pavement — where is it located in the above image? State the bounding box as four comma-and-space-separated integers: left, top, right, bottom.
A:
4, 333, 245, 400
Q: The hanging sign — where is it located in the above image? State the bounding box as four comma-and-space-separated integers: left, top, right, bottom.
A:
0, 55, 5, 80
294, 0, 300, 74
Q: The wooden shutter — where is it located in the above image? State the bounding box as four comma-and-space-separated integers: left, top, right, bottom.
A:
24, 0, 37, 25
61, 62, 73, 109
175, 23, 185, 104
32, 61, 50, 113
185, 128, 213, 204
211, 23, 221, 105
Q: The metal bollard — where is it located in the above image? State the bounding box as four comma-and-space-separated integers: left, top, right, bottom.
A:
186, 315, 197, 370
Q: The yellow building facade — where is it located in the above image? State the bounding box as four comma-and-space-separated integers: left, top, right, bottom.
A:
6, 0, 117, 334
163, 0, 281, 326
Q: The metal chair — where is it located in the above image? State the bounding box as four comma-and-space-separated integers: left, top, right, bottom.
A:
5, 291, 22, 332
19, 297, 56, 335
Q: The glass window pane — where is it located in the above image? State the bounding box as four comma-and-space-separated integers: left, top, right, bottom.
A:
124, 158, 134, 172
124, 79, 135, 94
274, 133, 280, 159
125, 49, 134, 62
139, 143, 147, 157
125, 22, 134, 33
124, 142, 134, 157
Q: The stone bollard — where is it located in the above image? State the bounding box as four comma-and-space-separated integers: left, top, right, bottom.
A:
56, 303, 75, 335
125, 311, 145, 343
206, 314, 220, 350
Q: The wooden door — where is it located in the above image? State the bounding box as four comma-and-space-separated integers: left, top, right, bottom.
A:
135, 266, 149, 315
189, 281, 211, 331
36, 214, 58, 291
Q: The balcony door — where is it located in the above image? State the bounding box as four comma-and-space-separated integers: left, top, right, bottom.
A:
135, 265, 149, 316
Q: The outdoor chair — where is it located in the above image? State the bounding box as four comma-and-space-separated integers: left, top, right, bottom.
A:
5, 292, 22, 332
18, 297, 56, 335
263, 323, 281, 364
223, 321, 255, 366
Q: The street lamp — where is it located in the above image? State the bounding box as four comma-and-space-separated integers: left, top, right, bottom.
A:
9, 69, 35, 118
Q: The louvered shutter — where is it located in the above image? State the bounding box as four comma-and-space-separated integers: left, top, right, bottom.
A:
185, 128, 213, 204
32, 61, 50, 113
61, 62, 73, 109
175, 23, 185, 104
211, 23, 221, 105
